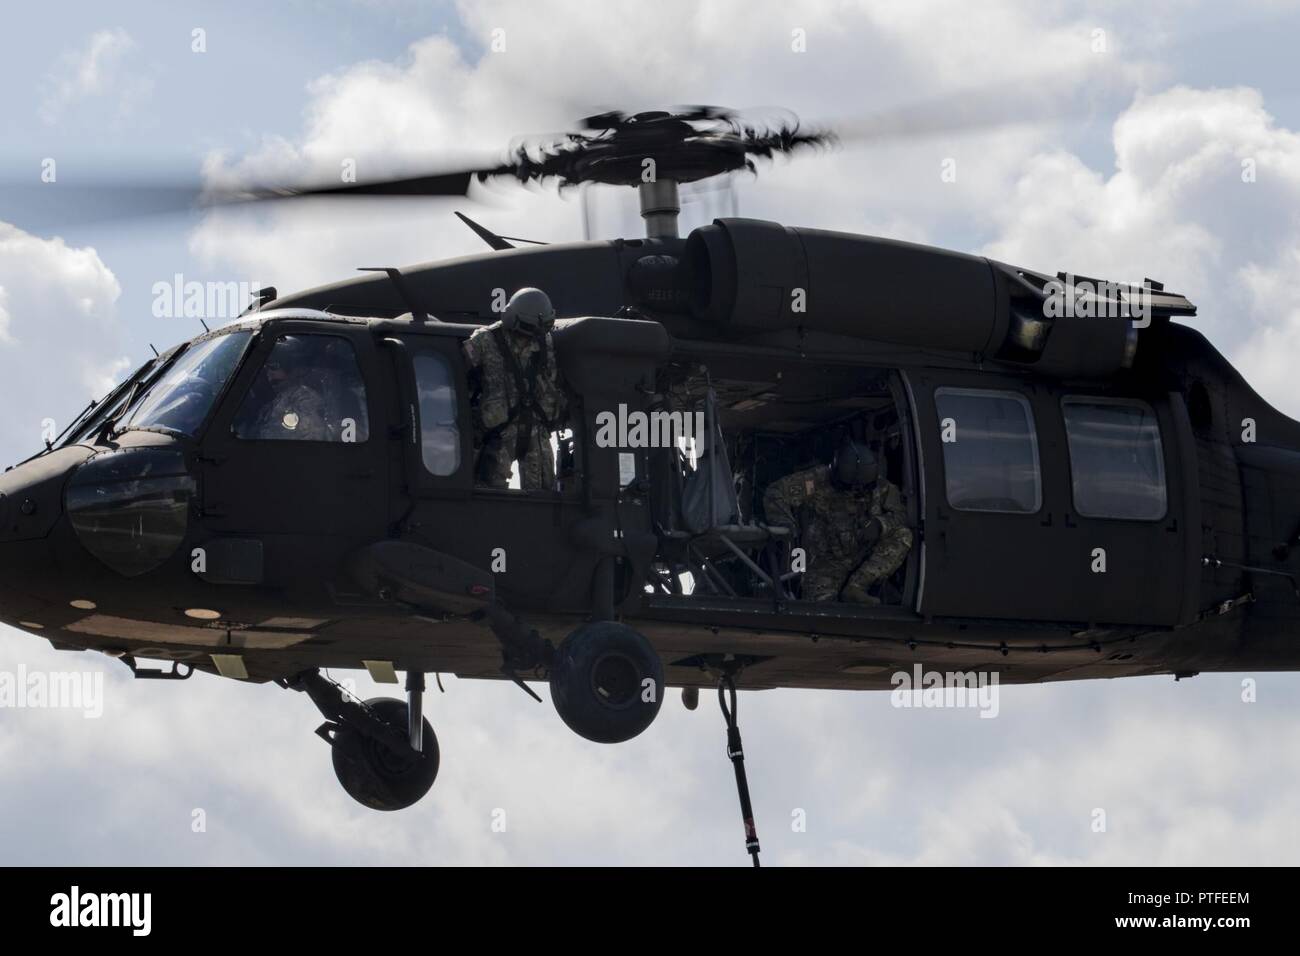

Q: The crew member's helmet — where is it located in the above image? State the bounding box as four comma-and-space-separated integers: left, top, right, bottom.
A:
830, 439, 879, 491
501, 287, 556, 336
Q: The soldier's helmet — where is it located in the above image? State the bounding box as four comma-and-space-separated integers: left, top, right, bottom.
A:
501, 287, 556, 337
269, 334, 326, 387
830, 439, 879, 491
265, 334, 310, 379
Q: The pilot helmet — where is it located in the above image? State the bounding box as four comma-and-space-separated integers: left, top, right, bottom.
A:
830, 439, 879, 491
265, 335, 309, 378
501, 287, 556, 337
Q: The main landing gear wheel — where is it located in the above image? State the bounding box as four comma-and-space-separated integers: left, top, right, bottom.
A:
550, 621, 664, 743
329, 697, 439, 811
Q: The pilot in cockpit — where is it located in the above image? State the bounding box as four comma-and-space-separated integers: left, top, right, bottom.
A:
244, 336, 332, 441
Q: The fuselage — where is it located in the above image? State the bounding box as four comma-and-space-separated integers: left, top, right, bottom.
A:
2, 220, 1298, 692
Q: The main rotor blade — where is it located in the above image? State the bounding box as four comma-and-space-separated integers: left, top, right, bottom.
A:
828, 67, 1133, 146
0, 178, 211, 227
221, 169, 476, 202
0, 163, 492, 227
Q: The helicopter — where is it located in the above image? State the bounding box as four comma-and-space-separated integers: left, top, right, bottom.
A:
3, 105, 1298, 865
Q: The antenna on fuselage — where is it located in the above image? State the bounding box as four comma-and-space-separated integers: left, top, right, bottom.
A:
358, 267, 436, 323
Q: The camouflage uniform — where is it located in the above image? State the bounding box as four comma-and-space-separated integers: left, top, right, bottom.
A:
659, 363, 709, 417
763, 465, 912, 603
251, 379, 332, 441
463, 323, 566, 490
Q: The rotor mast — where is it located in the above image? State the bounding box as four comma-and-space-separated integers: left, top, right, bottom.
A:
638, 178, 680, 239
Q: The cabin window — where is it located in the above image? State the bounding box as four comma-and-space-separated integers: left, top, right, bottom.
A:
934, 387, 1041, 513
413, 351, 461, 476
232, 334, 370, 442
1062, 398, 1166, 520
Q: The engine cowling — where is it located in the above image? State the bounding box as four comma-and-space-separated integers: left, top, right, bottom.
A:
682, 217, 1172, 378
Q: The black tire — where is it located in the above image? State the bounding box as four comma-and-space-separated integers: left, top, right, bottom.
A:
330, 697, 439, 811
551, 622, 664, 743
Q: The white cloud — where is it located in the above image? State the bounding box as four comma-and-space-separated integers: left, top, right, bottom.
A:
0, 285, 12, 344
39, 27, 150, 126
0, 221, 128, 459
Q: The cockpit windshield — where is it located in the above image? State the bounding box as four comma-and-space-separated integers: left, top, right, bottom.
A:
57, 358, 157, 449
117, 330, 252, 437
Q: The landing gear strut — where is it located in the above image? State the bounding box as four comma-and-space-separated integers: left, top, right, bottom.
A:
406, 670, 425, 752
285, 669, 440, 811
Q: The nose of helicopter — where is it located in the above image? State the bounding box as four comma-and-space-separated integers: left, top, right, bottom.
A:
0, 447, 95, 618
0, 447, 93, 541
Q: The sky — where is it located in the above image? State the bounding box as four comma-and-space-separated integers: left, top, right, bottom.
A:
2, 0, 1300, 865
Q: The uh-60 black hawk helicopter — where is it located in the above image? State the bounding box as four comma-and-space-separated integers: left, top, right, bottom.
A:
4, 106, 1298, 865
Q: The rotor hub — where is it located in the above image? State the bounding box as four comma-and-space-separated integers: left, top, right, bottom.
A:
484, 107, 831, 190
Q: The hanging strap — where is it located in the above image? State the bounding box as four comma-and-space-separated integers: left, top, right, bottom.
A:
718, 675, 761, 866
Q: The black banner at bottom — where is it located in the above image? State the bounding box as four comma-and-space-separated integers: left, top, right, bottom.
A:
0, 865, 1278, 940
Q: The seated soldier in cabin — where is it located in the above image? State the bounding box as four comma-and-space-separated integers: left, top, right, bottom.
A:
762, 438, 912, 605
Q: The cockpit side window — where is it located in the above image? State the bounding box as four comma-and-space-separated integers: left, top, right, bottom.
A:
232, 333, 370, 443
121, 331, 252, 438
413, 351, 461, 476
